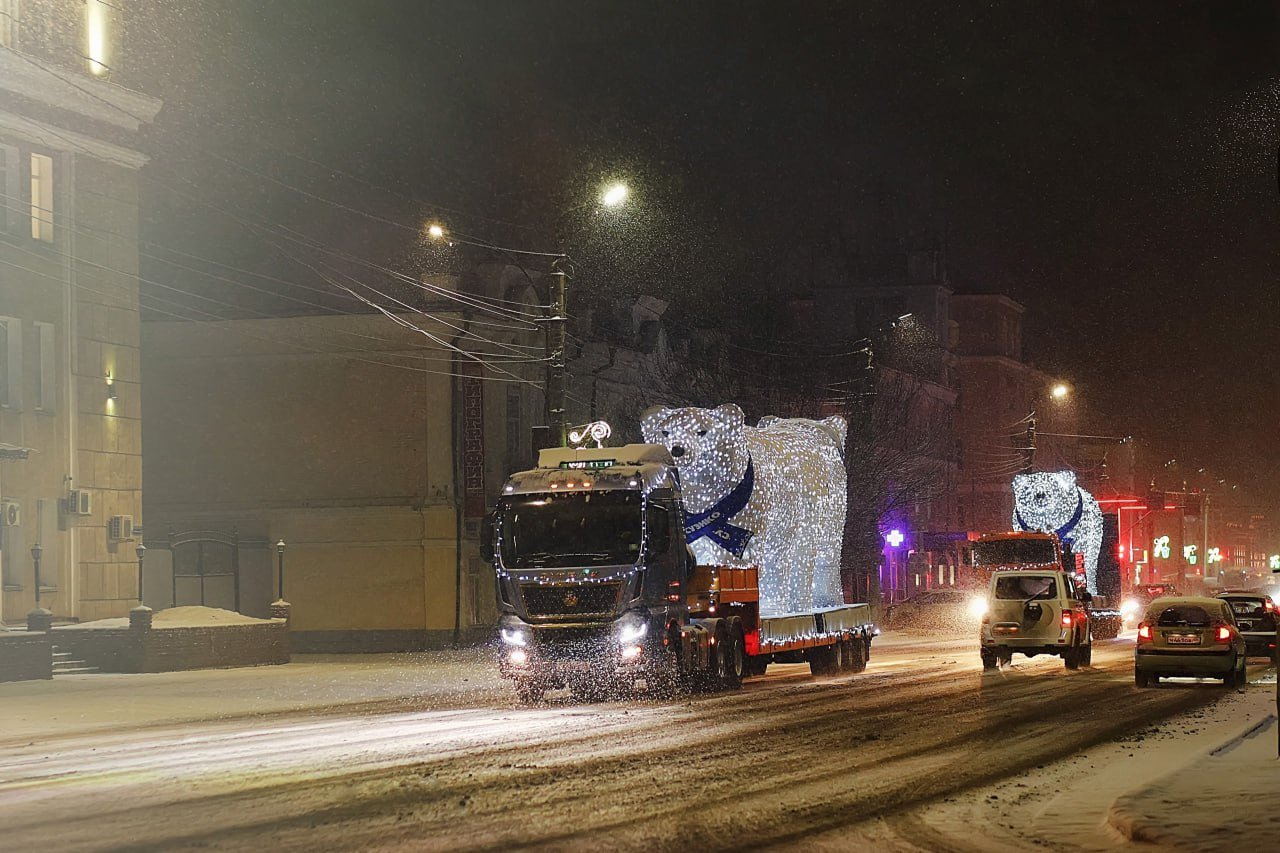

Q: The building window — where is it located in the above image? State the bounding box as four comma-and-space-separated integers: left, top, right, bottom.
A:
34, 321, 54, 412
0, 316, 20, 409
30, 152, 53, 242
0, 0, 15, 49
0, 143, 18, 234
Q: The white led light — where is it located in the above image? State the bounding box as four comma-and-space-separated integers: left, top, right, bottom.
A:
642, 403, 847, 614
500, 628, 528, 647
1011, 471, 1103, 593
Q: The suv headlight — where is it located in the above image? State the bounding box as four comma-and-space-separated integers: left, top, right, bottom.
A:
616, 613, 648, 645
968, 597, 989, 620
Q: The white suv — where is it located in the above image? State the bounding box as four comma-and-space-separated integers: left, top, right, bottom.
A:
980, 570, 1092, 670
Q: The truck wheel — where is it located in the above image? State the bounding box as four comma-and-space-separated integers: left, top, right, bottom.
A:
980, 649, 997, 671
1082, 640, 1093, 666
1064, 643, 1081, 670
514, 680, 544, 704
832, 638, 848, 672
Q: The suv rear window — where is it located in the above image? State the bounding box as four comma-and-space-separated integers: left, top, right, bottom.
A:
1224, 599, 1265, 618
1156, 605, 1214, 627
994, 575, 1057, 600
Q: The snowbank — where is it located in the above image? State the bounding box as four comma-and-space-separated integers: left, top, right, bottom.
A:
60, 606, 271, 630
1108, 688, 1278, 849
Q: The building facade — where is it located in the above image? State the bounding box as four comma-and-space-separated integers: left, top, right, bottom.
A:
142, 270, 542, 650
0, 1, 161, 624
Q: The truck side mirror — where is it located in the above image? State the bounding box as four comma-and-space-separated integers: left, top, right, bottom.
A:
480, 512, 496, 563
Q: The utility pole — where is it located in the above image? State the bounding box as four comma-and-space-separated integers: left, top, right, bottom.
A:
546, 257, 571, 447
1021, 417, 1037, 474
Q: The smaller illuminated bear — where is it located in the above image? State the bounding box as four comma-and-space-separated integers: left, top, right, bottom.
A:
1011, 470, 1103, 593
641, 403, 847, 615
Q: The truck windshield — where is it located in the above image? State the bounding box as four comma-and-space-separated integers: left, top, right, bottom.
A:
973, 539, 1057, 566
500, 491, 643, 569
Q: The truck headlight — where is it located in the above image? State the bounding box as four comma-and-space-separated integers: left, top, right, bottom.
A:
616, 615, 648, 645
500, 627, 529, 647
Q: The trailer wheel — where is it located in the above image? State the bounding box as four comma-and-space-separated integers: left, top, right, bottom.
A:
714, 623, 742, 689
728, 620, 747, 686
809, 646, 836, 677
832, 638, 848, 672
848, 637, 868, 673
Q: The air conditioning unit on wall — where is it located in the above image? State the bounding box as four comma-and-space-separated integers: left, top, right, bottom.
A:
108, 515, 134, 542
65, 489, 92, 516
1, 500, 20, 527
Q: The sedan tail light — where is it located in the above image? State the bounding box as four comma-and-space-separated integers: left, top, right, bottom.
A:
1215, 624, 1233, 643
1137, 623, 1153, 642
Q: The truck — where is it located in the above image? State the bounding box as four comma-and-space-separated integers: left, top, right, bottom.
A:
970, 531, 1123, 639
483, 442, 877, 702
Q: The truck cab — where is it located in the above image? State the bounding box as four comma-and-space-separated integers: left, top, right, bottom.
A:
490, 444, 694, 701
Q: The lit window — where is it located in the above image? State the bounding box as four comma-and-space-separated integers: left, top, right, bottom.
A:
30, 152, 52, 242
85, 0, 109, 75
0, 0, 15, 49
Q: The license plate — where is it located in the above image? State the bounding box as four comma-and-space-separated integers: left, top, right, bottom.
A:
1168, 633, 1201, 645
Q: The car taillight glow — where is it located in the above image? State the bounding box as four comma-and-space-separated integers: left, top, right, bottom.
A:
1137, 623, 1152, 642
1215, 625, 1232, 642
1061, 612, 1073, 627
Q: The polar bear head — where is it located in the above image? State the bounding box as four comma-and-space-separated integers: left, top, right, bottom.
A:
1012, 470, 1080, 529
640, 403, 748, 481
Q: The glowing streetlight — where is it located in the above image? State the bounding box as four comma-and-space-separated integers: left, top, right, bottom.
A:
600, 182, 629, 208
426, 223, 446, 240
1050, 383, 1070, 401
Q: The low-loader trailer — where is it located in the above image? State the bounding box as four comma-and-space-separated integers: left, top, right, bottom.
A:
485, 443, 876, 702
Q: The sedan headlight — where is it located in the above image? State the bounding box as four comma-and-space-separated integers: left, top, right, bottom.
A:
616, 614, 648, 645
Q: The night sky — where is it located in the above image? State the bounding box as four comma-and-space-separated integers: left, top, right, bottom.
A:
127, 1, 1280, 507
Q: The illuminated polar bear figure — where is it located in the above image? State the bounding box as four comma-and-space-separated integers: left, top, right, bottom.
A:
641, 403, 847, 615
1011, 470, 1103, 593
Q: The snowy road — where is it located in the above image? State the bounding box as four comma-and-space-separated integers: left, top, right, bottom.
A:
0, 635, 1253, 851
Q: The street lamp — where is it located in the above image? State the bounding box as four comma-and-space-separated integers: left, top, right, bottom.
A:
1051, 383, 1070, 401
600, 182, 629, 208
30, 542, 42, 609
275, 539, 286, 602
135, 542, 146, 606
425, 184, 631, 447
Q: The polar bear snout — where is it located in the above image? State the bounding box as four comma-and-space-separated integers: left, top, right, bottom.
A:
670, 445, 686, 458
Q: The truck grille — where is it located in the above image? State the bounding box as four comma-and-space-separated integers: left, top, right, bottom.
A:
520, 582, 621, 618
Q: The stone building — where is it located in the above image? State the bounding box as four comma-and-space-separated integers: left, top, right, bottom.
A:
141, 269, 542, 650
0, 0, 161, 624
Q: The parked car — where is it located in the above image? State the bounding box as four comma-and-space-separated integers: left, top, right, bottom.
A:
1215, 592, 1278, 660
1134, 596, 1247, 688
885, 588, 986, 631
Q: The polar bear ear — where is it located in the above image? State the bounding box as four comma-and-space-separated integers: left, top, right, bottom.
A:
1055, 470, 1078, 489
714, 403, 744, 431
640, 406, 673, 442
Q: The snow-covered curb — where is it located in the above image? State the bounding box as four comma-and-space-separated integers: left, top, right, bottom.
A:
1106, 685, 1277, 848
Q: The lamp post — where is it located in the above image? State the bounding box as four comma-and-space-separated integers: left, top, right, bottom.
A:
275, 539, 286, 602
30, 541, 42, 609
135, 542, 146, 606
